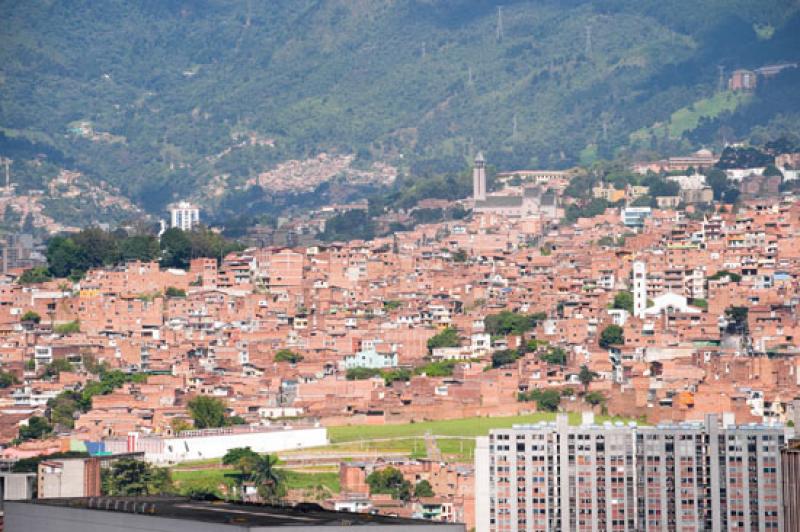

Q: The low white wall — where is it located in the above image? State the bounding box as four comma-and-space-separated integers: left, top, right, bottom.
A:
151, 427, 328, 464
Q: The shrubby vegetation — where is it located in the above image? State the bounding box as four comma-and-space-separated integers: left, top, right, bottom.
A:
346, 360, 468, 383
538, 347, 567, 366
426, 327, 460, 353
612, 291, 634, 313
484, 311, 546, 337
518, 389, 561, 412
274, 349, 303, 364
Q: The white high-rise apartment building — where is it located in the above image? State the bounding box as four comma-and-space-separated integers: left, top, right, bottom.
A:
476, 413, 786, 532
169, 201, 200, 231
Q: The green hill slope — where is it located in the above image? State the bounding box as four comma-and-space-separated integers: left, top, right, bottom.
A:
1, 0, 799, 219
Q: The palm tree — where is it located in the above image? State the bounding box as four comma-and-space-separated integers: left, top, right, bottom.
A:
250, 454, 284, 502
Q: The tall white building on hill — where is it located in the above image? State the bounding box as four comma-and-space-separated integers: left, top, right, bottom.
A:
169, 201, 200, 231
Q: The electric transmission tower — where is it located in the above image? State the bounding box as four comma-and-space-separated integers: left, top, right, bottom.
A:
585, 25, 592, 57
496, 6, 504, 42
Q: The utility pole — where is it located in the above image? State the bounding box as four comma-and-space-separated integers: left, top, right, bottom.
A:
512, 113, 518, 139
496, 6, 504, 42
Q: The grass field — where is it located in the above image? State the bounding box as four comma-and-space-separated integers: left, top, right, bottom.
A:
327, 412, 638, 442
630, 90, 751, 143
171, 467, 341, 495
172, 467, 237, 494
320, 412, 640, 461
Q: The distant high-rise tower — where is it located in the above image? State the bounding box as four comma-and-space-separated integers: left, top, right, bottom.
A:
473, 151, 486, 202
633, 260, 647, 318
169, 201, 200, 231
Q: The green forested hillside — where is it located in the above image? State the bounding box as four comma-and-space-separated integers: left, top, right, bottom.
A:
1, 0, 799, 219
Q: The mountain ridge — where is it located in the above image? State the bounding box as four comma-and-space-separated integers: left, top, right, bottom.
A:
1, 0, 799, 222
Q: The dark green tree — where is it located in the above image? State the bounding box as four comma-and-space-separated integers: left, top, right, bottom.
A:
414, 479, 434, 498
274, 349, 303, 364
518, 389, 561, 412
491, 349, 519, 368
612, 291, 634, 313
451, 249, 468, 262
599, 325, 624, 348
165, 286, 187, 298
223, 447, 260, 470
724, 306, 749, 335
0, 370, 18, 388
250, 454, 285, 502
19, 416, 52, 440
187, 396, 227, 429
382, 368, 412, 385
44, 357, 74, 377
46, 236, 86, 278
484, 311, 545, 336
538, 347, 567, 365
320, 210, 376, 242
366, 467, 412, 501
346, 367, 383, 380
73, 227, 118, 268
118, 235, 160, 262
48, 390, 82, 428
160, 228, 192, 268
222, 448, 284, 502
21, 310, 41, 323
103, 458, 173, 496
578, 365, 597, 392
584, 391, 606, 406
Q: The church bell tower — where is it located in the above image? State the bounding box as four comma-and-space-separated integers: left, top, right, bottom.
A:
473, 151, 486, 202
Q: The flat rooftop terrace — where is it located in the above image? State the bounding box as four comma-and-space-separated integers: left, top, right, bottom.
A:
6, 497, 463, 530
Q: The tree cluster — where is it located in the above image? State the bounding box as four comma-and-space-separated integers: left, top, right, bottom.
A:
484, 311, 546, 337
102, 458, 173, 496
426, 327, 460, 353
37, 226, 243, 281
366, 467, 412, 501
222, 447, 285, 502
187, 396, 245, 429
